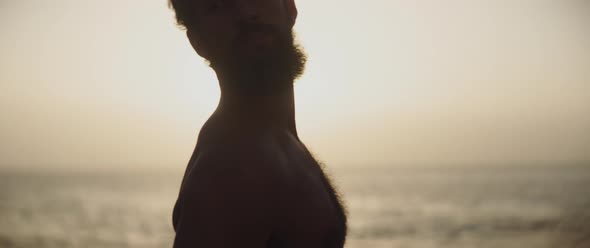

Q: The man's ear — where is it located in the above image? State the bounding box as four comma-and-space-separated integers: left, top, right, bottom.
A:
284, 0, 298, 28
186, 29, 209, 59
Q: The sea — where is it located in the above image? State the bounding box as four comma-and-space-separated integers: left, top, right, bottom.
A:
1, 165, 589, 248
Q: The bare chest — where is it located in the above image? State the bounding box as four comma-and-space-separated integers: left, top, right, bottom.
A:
269, 137, 348, 247
175, 130, 347, 247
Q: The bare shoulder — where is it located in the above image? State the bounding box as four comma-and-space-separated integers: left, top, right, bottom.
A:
188, 135, 289, 184
173, 137, 289, 247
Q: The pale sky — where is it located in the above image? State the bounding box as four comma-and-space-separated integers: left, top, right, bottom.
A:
1, 0, 589, 171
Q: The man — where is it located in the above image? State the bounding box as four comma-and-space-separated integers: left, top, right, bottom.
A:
168, 0, 347, 247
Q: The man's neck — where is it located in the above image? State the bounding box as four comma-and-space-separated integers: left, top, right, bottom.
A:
213, 78, 299, 139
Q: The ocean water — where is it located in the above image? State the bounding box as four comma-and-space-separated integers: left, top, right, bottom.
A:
1, 165, 589, 248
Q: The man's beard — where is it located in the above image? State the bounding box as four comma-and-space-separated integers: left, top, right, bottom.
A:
211, 24, 307, 96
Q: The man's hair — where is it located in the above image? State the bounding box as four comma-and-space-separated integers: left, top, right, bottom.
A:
168, 0, 193, 30
169, 0, 291, 30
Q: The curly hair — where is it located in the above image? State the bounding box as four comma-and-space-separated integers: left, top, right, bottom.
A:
168, 0, 195, 30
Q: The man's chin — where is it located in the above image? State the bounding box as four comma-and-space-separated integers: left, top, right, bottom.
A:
211, 35, 306, 85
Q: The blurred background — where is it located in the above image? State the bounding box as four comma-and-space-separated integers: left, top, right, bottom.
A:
1, 0, 589, 247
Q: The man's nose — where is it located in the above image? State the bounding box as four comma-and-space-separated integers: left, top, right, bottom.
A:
235, 0, 261, 22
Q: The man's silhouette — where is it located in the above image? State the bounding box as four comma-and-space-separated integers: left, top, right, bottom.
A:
169, 0, 347, 247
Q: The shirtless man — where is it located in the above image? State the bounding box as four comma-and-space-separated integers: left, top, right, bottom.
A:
169, 0, 347, 247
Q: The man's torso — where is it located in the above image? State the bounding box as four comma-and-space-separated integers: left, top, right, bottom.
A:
173, 126, 347, 247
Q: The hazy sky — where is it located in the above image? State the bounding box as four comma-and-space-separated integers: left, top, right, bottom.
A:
1, 0, 589, 171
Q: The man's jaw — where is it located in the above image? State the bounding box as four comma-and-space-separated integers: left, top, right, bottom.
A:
244, 31, 275, 47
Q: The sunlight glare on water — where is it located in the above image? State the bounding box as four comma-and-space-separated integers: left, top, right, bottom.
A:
1, 165, 589, 248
